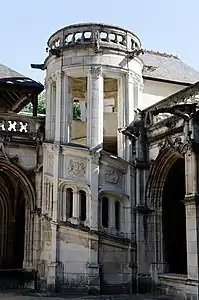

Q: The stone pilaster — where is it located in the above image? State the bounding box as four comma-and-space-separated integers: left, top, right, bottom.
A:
89, 151, 101, 230
87, 236, 100, 294
87, 66, 103, 148
47, 143, 61, 292
109, 196, 116, 234
124, 198, 131, 238
184, 146, 199, 298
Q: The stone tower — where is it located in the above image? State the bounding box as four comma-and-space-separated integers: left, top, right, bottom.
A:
42, 23, 143, 293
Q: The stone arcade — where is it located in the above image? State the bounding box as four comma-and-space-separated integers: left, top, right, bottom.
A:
1, 23, 199, 298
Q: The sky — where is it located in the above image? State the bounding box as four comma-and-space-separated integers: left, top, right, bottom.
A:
0, 0, 198, 84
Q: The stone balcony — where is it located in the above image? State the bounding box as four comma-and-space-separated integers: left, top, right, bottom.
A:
47, 22, 141, 55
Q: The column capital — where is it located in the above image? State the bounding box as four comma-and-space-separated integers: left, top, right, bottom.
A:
55, 70, 64, 83
89, 66, 102, 79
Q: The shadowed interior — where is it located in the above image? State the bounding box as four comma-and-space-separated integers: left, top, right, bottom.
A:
162, 158, 187, 275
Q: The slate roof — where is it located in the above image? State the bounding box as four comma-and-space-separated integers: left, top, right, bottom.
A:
0, 63, 24, 79
142, 50, 199, 85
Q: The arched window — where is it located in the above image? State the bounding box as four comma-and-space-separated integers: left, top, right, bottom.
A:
66, 188, 73, 218
79, 190, 86, 222
115, 201, 120, 231
102, 196, 109, 228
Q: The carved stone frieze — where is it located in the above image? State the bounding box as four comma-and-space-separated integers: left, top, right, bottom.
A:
105, 169, 120, 184
68, 159, 86, 177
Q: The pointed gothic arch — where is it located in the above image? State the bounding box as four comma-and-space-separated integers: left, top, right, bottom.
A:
145, 146, 187, 274
146, 146, 183, 209
0, 158, 36, 269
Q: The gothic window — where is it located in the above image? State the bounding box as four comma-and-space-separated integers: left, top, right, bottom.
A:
66, 188, 73, 218
79, 190, 86, 222
115, 200, 120, 231
102, 196, 109, 228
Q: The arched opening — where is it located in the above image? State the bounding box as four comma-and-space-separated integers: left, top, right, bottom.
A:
0, 158, 36, 272
79, 190, 86, 222
0, 169, 26, 269
102, 196, 109, 228
66, 188, 73, 219
162, 158, 187, 274
115, 201, 120, 231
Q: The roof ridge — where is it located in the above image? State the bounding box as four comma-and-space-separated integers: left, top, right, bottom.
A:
144, 49, 179, 60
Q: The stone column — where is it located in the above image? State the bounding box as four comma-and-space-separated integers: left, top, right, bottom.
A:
87, 66, 103, 148
60, 73, 70, 143
124, 198, 131, 238
70, 190, 80, 225
120, 200, 125, 234
45, 78, 52, 141
55, 71, 63, 142
117, 76, 125, 159
125, 72, 135, 161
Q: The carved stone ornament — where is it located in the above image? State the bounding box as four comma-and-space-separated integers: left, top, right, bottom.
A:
68, 159, 86, 177
158, 136, 192, 156
89, 66, 102, 79
89, 148, 101, 164
0, 136, 19, 163
105, 169, 119, 184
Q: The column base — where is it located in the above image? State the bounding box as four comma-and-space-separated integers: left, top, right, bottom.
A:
69, 217, 80, 225
87, 263, 100, 295
47, 261, 58, 293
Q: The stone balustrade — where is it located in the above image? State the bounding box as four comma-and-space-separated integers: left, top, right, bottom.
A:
0, 113, 44, 137
47, 23, 141, 53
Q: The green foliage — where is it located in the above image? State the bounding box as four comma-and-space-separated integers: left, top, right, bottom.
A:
73, 102, 81, 119
22, 91, 81, 119
37, 91, 46, 114
22, 91, 46, 115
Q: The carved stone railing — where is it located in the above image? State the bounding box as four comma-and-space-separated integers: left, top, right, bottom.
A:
0, 113, 44, 139
47, 23, 141, 53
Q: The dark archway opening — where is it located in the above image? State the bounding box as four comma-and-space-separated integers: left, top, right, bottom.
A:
162, 158, 187, 275
0, 171, 25, 269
